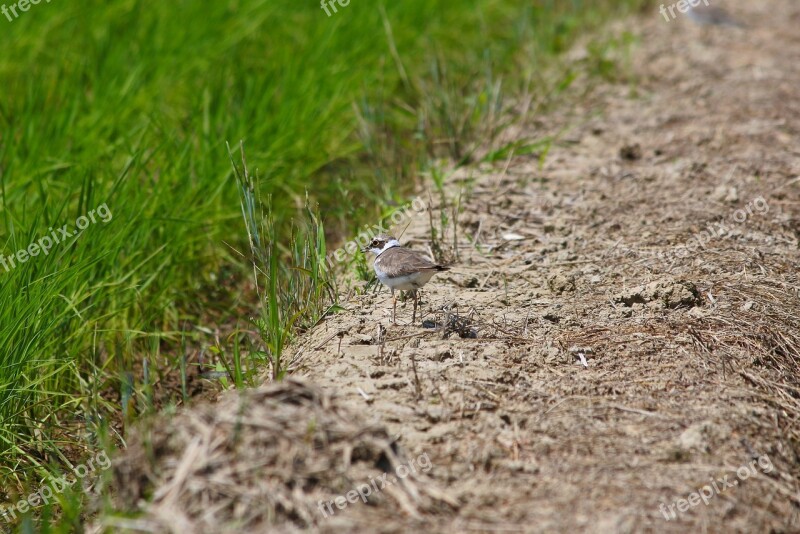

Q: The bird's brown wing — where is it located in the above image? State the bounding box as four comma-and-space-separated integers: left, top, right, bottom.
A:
375, 247, 449, 278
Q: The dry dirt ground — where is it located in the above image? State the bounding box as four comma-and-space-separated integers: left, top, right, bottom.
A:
107, 1, 800, 532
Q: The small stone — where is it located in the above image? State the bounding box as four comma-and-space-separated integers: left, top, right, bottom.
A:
542, 311, 561, 324
502, 232, 525, 241
425, 406, 446, 423
547, 272, 576, 294
433, 348, 454, 362
688, 307, 708, 319
352, 333, 373, 344
712, 185, 739, 203
462, 277, 480, 288
677, 421, 723, 453
620, 143, 642, 161
614, 279, 701, 309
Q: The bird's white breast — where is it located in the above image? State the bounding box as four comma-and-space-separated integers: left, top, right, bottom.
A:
375, 269, 436, 291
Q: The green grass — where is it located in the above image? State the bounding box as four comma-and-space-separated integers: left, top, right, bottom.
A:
0, 0, 646, 528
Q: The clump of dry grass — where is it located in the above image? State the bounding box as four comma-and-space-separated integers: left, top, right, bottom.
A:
106, 378, 455, 532
702, 277, 800, 433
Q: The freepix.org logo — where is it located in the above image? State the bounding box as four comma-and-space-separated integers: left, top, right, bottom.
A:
658, 454, 774, 520
320, 0, 350, 17
1, 0, 52, 23
0, 203, 112, 275
317, 452, 433, 518
0, 450, 111, 524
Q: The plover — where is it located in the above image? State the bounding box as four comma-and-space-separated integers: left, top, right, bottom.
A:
687, 3, 743, 27
362, 234, 449, 324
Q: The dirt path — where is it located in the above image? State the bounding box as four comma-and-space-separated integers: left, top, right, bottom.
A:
109, 1, 799, 532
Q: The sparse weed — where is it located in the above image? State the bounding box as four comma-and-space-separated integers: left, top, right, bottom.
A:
230, 143, 334, 381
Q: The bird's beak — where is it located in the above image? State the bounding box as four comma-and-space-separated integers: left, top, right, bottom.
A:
360, 246, 369, 253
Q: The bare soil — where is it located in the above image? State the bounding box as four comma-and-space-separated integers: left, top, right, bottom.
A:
106, 1, 800, 532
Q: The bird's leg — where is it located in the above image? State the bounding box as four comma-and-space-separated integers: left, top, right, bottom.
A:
412, 289, 418, 324
391, 289, 396, 324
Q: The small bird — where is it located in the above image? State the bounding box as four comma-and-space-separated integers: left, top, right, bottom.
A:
362, 234, 449, 324
687, 3, 743, 27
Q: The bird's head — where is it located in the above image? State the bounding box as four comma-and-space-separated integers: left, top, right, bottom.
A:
361, 234, 400, 255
